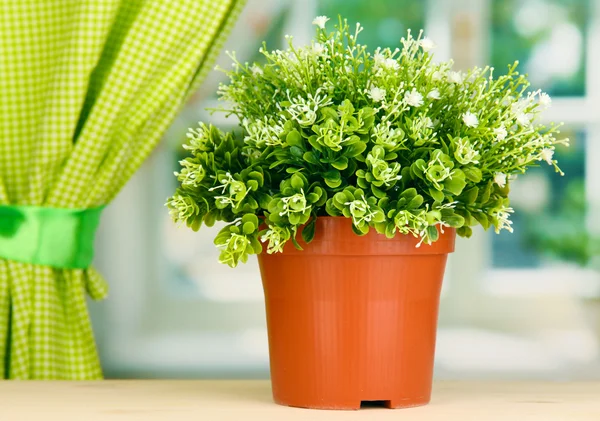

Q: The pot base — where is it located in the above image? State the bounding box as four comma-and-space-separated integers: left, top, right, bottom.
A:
274, 396, 430, 410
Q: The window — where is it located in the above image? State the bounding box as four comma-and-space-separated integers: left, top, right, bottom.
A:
92, 0, 600, 379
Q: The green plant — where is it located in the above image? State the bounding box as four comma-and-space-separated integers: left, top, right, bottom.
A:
167, 16, 567, 267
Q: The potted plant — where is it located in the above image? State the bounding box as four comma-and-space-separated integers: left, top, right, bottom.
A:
167, 16, 567, 409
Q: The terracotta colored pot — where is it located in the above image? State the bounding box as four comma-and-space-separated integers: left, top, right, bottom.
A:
258, 217, 455, 410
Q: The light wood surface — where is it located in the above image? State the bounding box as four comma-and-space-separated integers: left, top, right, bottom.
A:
1, 380, 599, 420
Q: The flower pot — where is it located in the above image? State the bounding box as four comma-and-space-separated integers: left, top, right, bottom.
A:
258, 217, 455, 410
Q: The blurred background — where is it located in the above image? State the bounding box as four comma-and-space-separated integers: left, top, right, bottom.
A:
91, 0, 600, 380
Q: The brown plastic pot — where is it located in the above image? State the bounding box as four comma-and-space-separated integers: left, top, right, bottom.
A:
257, 216, 455, 410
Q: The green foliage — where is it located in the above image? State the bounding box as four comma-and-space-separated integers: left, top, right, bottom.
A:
167, 16, 567, 267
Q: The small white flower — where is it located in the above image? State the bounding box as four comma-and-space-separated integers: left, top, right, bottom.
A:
539, 92, 552, 108
250, 64, 263, 76
427, 89, 440, 100
448, 71, 463, 84
494, 125, 508, 141
431, 70, 444, 81
494, 207, 514, 234
312, 15, 329, 29
404, 89, 423, 107
312, 42, 326, 56
373, 52, 386, 65
423, 116, 434, 129
368, 86, 387, 102
462, 112, 479, 128
540, 148, 554, 165
516, 112, 531, 126
384, 57, 400, 70
453, 138, 480, 165
419, 37, 436, 52
494, 172, 507, 188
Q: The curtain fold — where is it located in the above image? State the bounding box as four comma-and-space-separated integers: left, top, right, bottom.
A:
0, 0, 245, 379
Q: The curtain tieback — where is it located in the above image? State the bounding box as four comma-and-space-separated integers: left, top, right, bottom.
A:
0, 205, 104, 269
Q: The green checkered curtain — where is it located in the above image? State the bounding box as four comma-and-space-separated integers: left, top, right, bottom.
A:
0, 0, 245, 379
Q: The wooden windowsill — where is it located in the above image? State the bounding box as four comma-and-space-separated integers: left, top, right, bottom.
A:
1, 380, 599, 420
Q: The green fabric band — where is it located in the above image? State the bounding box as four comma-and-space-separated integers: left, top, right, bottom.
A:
0, 205, 103, 269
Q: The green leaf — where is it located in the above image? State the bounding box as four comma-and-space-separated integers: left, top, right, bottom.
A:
372, 210, 386, 223
444, 172, 467, 195
269, 160, 288, 169
242, 222, 255, 235
303, 151, 320, 165
258, 194, 272, 210
427, 225, 439, 242
291, 173, 304, 190
479, 182, 493, 204
290, 146, 304, 158
241, 213, 259, 227
333, 191, 347, 207
371, 184, 386, 199
204, 210, 218, 227
429, 188, 445, 202
385, 223, 396, 239
401, 188, 418, 200
441, 209, 465, 228
250, 236, 263, 254
324, 170, 342, 188
286, 130, 303, 147
343, 141, 367, 157
326, 198, 342, 216
320, 107, 339, 122
463, 166, 482, 183
291, 233, 304, 250
352, 222, 369, 236
301, 218, 317, 243
473, 212, 491, 230
308, 135, 324, 152
461, 186, 479, 205
248, 171, 264, 186
457, 225, 473, 238
411, 159, 426, 179
331, 156, 349, 170
407, 195, 424, 209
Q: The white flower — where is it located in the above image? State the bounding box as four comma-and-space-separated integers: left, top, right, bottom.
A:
368, 86, 386, 102
540, 148, 554, 165
494, 125, 508, 141
454, 137, 480, 165
462, 112, 479, 128
312, 42, 326, 56
427, 89, 440, 100
539, 92, 552, 108
516, 112, 531, 126
423, 116, 434, 129
384, 57, 400, 70
448, 71, 463, 84
312, 16, 329, 29
494, 207, 514, 234
404, 89, 423, 107
373, 52, 385, 65
250, 64, 263, 76
511, 98, 531, 115
431, 70, 444, 81
494, 172, 507, 188
419, 37, 436, 52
